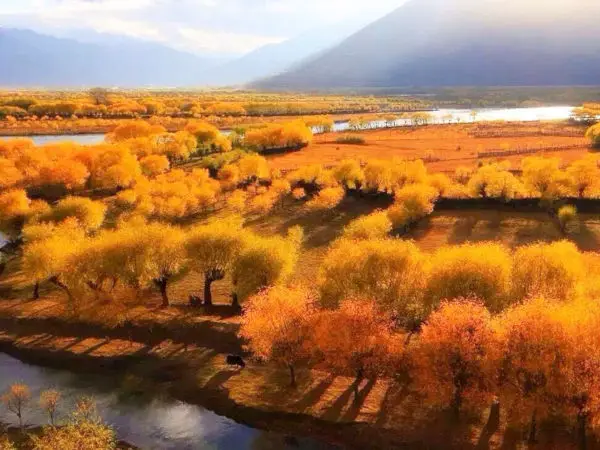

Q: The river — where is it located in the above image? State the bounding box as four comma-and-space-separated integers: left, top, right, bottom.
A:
0, 353, 335, 449
0, 106, 576, 146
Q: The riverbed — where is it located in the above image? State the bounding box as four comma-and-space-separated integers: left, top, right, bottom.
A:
0, 353, 335, 450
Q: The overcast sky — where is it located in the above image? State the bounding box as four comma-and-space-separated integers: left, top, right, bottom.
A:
0, 0, 405, 56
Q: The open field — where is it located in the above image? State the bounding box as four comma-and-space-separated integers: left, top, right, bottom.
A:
270, 123, 591, 173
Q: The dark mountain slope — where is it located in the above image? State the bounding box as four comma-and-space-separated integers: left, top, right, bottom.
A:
255, 0, 600, 89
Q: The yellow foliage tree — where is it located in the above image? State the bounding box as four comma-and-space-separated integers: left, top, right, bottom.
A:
318, 238, 426, 326
426, 243, 513, 312
512, 241, 584, 301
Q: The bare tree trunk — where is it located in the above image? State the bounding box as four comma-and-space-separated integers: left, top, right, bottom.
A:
33, 281, 40, 300
354, 368, 364, 403
204, 274, 213, 306
528, 409, 537, 444
578, 412, 587, 450
289, 364, 296, 387
49, 276, 73, 304
231, 292, 240, 309
204, 270, 224, 306
154, 278, 169, 308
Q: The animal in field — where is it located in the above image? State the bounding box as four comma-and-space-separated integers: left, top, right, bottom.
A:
226, 354, 246, 369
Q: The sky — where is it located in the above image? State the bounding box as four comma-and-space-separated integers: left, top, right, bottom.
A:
0, 0, 406, 56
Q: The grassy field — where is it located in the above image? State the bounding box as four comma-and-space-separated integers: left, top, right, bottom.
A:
269, 122, 590, 173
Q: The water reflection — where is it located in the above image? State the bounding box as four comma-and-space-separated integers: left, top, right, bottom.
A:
0, 353, 335, 450
0, 134, 105, 146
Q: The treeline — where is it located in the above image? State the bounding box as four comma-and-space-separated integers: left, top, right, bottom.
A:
0, 119, 314, 200
0, 89, 429, 120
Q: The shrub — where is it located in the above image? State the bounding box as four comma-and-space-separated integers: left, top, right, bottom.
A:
387, 183, 437, 230
342, 211, 392, 240
426, 243, 512, 312
585, 122, 600, 148
335, 134, 366, 145
557, 205, 579, 234
332, 159, 365, 190
305, 187, 345, 211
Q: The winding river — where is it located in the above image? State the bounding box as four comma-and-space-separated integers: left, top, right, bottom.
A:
0, 353, 334, 449
0, 106, 577, 146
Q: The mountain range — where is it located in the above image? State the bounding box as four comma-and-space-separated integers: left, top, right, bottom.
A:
257, 0, 600, 89
0, 20, 360, 88
3, 0, 600, 89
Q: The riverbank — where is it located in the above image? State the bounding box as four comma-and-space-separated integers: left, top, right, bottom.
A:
0, 297, 497, 450
1, 425, 136, 449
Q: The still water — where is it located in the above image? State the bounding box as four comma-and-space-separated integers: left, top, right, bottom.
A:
0, 353, 335, 450
0, 133, 106, 146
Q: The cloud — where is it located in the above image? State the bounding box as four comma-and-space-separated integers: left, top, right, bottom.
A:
177, 27, 286, 54
0, 0, 404, 56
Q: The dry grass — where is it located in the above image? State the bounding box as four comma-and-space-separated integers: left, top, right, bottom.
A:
270, 123, 590, 173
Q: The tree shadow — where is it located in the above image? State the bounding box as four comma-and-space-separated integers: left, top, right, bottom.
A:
569, 221, 600, 252
447, 216, 479, 244
322, 378, 361, 422
375, 383, 410, 427
476, 401, 501, 450
204, 369, 238, 391
293, 374, 336, 412
499, 426, 520, 450
340, 378, 377, 422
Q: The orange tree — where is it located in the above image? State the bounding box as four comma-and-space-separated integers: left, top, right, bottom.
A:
410, 300, 501, 419
239, 286, 316, 386
311, 299, 402, 401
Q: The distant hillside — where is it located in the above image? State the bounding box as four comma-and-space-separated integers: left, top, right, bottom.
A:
256, 0, 600, 90
0, 28, 218, 87
202, 20, 369, 87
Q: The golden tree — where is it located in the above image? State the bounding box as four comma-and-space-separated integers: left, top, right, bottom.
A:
34, 196, 107, 232
311, 299, 401, 401
496, 298, 568, 441
40, 389, 61, 426
411, 300, 501, 419
140, 154, 170, 176
186, 217, 247, 306
240, 286, 316, 386
22, 221, 85, 304
521, 157, 569, 199
566, 156, 600, 198
426, 243, 512, 312
332, 159, 365, 190
512, 241, 584, 301
305, 186, 345, 211
342, 211, 392, 240
387, 183, 437, 230
231, 228, 302, 305
318, 238, 426, 326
